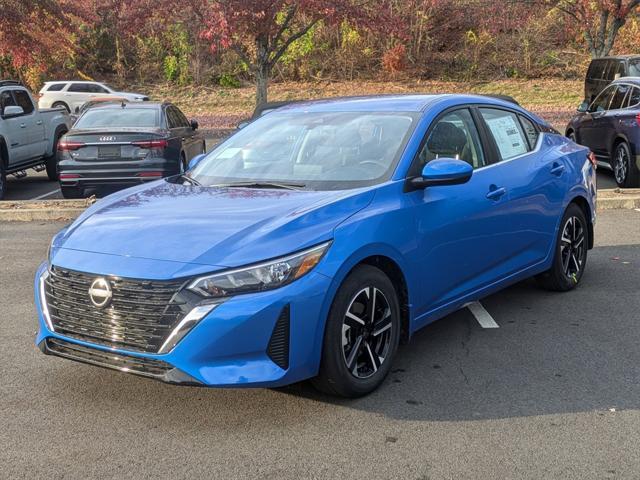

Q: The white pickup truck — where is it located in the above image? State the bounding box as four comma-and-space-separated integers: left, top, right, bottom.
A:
0, 81, 71, 199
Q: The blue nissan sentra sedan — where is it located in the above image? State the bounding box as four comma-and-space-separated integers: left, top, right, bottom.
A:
35, 95, 597, 397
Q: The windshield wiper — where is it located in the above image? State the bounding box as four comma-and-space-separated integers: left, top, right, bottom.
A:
213, 181, 306, 191
178, 174, 201, 186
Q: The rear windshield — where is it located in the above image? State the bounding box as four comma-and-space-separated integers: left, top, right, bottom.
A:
74, 108, 159, 128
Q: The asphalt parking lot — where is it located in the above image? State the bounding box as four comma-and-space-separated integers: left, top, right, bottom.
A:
1, 209, 639, 479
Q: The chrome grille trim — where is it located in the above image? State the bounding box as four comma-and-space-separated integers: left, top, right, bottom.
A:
45, 266, 187, 353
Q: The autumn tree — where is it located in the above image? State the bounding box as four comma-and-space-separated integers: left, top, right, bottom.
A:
555, 0, 640, 57
199, 0, 401, 107
0, 0, 92, 82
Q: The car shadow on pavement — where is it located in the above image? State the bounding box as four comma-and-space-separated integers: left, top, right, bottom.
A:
36, 245, 640, 427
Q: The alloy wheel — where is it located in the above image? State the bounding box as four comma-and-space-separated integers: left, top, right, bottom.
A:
342, 286, 393, 379
560, 216, 585, 281
614, 145, 629, 185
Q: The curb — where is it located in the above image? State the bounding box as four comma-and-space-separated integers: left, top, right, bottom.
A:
1, 190, 639, 222
0, 199, 95, 222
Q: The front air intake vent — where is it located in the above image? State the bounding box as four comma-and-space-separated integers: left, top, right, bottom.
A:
267, 305, 290, 370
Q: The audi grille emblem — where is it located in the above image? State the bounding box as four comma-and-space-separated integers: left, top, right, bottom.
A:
99, 136, 116, 142
88, 278, 112, 309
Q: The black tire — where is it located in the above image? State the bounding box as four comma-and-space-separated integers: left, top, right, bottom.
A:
312, 265, 401, 398
612, 141, 640, 188
61, 186, 84, 199
202, 141, 206, 154
52, 102, 70, 113
0, 156, 6, 200
45, 130, 65, 181
536, 203, 588, 292
180, 153, 187, 174
567, 131, 577, 143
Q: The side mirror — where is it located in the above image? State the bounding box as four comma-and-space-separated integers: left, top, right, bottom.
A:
75, 106, 80, 113
3, 105, 24, 117
577, 101, 589, 113
237, 120, 250, 130
410, 158, 473, 189
188, 153, 206, 171
190, 119, 199, 130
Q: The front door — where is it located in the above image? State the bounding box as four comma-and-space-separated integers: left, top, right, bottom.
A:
408, 108, 518, 318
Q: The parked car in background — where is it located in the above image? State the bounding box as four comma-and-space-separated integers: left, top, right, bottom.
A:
36, 95, 596, 397
584, 55, 640, 103
237, 100, 299, 129
566, 77, 640, 187
68, 98, 129, 124
57, 102, 205, 198
38, 81, 148, 113
0, 80, 71, 199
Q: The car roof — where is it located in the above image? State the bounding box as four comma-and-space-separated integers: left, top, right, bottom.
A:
44, 80, 106, 84
85, 102, 165, 111
612, 76, 640, 85
271, 94, 523, 113
593, 55, 640, 61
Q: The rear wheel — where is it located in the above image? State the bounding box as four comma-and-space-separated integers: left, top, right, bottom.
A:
567, 131, 577, 143
180, 153, 187, 174
52, 102, 70, 113
0, 157, 6, 200
612, 141, 640, 188
312, 265, 401, 397
536, 203, 588, 291
61, 186, 84, 199
45, 130, 65, 181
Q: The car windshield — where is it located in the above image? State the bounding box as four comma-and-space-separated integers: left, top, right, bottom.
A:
189, 111, 417, 190
74, 108, 159, 128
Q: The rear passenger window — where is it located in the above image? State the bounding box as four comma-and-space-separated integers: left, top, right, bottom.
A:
627, 87, 640, 107
518, 115, 539, 149
68, 83, 89, 93
479, 108, 529, 160
13, 90, 34, 114
609, 85, 631, 110
46, 83, 65, 92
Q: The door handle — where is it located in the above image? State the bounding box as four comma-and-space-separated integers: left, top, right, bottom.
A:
550, 162, 565, 176
19, 123, 26, 128
36, 120, 43, 125
486, 186, 506, 200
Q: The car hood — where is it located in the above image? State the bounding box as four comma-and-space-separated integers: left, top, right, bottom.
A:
54, 180, 374, 269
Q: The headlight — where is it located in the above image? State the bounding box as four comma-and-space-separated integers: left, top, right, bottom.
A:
187, 241, 331, 298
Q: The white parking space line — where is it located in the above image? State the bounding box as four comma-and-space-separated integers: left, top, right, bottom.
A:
465, 301, 499, 328
32, 189, 60, 200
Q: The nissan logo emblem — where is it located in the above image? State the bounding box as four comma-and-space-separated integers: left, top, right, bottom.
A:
89, 278, 112, 309
99, 136, 116, 142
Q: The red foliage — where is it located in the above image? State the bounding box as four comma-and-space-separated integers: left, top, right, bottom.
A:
382, 44, 407, 74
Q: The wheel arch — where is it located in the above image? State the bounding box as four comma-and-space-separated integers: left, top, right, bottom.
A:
49, 124, 68, 156
52, 101, 70, 112
569, 195, 594, 250
611, 134, 630, 157
0, 136, 7, 168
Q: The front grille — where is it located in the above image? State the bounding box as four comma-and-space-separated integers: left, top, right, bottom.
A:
45, 338, 172, 378
267, 305, 290, 370
45, 267, 187, 353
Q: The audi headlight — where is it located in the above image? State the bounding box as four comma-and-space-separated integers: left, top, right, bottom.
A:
187, 242, 331, 298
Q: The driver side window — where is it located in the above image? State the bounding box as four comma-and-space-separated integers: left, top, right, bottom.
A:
590, 86, 616, 112
418, 109, 485, 169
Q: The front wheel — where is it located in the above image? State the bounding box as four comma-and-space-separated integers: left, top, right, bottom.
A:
312, 265, 401, 397
0, 159, 6, 200
536, 203, 588, 291
612, 141, 640, 188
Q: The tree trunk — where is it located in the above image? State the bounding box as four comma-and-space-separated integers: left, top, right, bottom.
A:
255, 65, 269, 108
254, 37, 270, 108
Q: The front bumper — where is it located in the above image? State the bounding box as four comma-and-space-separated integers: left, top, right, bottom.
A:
34, 262, 333, 388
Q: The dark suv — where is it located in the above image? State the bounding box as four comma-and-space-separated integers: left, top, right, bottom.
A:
566, 77, 640, 187
584, 55, 640, 103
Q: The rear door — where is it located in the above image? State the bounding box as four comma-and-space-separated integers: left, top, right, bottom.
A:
477, 107, 566, 266
601, 83, 632, 157
166, 106, 198, 160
